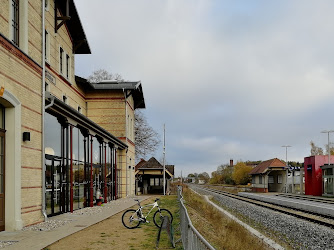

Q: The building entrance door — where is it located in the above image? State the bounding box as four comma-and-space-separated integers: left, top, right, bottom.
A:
0, 130, 5, 231
45, 155, 62, 216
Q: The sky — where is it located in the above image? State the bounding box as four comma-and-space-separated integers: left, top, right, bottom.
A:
74, 0, 334, 177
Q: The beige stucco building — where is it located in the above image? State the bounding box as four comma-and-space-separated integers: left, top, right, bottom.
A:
249, 158, 287, 193
0, 0, 144, 231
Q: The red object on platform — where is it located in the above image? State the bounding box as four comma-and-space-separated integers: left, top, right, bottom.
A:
304, 155, 334, 196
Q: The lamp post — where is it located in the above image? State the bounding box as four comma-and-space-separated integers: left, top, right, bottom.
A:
321, 130, 334, 165
163, 124, 166, 196
282, 145, 291, 193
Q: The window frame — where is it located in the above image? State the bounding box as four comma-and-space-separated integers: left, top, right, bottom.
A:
45, 30, 50, 63
11, 0, 20, 47
66, 54, 70, 79
268, 175, 274, 184
251, 176, 255, 184
277, 175, 283, 184
45, 0, 49, 11
59, 47, 64, 74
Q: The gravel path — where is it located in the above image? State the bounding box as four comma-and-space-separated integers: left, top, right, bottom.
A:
191, 186, 334, 250
0, 199, 136, 248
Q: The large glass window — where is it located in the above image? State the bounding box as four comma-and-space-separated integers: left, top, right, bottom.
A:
92, 137, 102, 203
45, 113, 66, 216
45, 111, 123, 214
45, 113, 61, 157
72, 127, 86, 210
323, 168, 334, 195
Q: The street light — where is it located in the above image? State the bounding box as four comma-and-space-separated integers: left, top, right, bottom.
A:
321, 130, 334, 165
282, 145, 291, 193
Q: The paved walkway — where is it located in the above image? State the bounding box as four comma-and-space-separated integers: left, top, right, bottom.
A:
0, 196, 150, 250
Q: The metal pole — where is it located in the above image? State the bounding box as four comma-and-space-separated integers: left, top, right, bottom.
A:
321, 130, 334, 165
163, 124, 166, 196
282, 145, 291, 193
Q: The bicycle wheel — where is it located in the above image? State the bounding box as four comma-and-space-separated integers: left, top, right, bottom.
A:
122, 209, 141, 229
153, 208, 173, 228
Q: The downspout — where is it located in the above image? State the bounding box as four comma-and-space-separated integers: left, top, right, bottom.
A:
41, 0, 47, 221
45, 95, 54, 109
122, 89, 128, 196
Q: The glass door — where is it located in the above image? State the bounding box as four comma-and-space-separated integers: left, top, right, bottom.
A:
0, 130, 5, 231
45, 155, 62, 216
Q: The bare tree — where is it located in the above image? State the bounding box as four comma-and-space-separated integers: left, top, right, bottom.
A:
87, 69, 123, 83
135, 110, 160, 161
310, 141, 324, 156
324, 143, 334, 155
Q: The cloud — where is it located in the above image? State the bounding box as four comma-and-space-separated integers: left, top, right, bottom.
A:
75, 0, 334, 176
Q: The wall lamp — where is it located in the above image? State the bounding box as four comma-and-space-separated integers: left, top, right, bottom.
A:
23, 132, 30, 142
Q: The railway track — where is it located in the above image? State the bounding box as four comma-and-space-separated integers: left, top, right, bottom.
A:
193, 185, 334, 229
276, 193, 334, 205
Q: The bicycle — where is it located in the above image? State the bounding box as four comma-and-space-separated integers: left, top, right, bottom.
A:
121, 198, 173, 229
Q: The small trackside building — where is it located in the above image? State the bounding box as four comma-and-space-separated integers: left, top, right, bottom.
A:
135, 157, 174, 195
249, 158, 287, 193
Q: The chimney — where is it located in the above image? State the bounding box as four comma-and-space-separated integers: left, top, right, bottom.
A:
230, 159, 233, 168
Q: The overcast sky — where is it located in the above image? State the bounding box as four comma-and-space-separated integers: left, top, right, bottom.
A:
75, 0, 334, 177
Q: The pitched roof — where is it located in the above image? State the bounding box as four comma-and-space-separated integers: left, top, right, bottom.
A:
75, 76, 145, 109
135, 157, 175, 176
141, 157, 162, 168
57, 0, 91, 54
166, 165, 174, 175
135, 158, 147, 171
249, 158, 286, 175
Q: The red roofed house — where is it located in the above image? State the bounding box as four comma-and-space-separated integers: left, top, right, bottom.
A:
249, 158, 288, 193
135, 157, 174, 195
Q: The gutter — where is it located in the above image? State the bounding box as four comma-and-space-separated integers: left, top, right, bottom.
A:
41, 0, 48, 221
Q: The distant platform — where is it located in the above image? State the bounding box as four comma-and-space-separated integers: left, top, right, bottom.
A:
238, 192, 334, 218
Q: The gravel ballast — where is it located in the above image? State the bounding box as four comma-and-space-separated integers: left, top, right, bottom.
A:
190, 185, 334, 249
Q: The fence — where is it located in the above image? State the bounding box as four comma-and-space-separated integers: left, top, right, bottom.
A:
177, 186, 215, 250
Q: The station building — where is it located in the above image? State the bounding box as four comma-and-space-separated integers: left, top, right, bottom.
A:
0, 0, 143, 231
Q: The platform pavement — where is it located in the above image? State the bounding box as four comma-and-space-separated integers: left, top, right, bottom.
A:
0, 196, 150, 250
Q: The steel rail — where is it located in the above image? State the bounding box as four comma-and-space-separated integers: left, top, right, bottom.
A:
196, 186, 334, 229
276, 193, 334, 205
